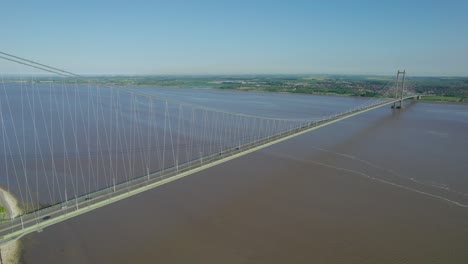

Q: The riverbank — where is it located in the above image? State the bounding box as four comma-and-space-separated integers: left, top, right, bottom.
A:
419, 96, 467, 104
0, 188, 22, 264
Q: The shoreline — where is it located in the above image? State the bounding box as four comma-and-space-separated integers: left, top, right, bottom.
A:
0, 188, 22, 264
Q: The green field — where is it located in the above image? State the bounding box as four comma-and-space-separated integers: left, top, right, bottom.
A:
420, 96, 465, 103
0, 206, 6, 221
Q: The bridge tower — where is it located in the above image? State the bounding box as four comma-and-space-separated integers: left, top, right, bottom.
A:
391, 70, 406, 109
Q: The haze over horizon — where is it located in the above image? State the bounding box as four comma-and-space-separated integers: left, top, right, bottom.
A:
1, 0, 467, 76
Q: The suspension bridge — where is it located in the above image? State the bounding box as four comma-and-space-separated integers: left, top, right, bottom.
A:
0, 52, 422, 245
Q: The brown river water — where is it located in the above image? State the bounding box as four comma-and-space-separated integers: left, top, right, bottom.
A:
12, 88, 468, 263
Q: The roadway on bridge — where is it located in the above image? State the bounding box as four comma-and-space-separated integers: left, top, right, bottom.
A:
0, 96, 420, 245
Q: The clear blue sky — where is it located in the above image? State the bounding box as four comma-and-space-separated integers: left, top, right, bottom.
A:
1, 0, 467, 76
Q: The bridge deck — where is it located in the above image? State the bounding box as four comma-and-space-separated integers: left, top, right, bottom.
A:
0, 96, 419, 244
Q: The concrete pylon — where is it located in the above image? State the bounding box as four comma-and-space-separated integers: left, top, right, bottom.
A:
399, 70, 406, 108
391, 70, 405, 109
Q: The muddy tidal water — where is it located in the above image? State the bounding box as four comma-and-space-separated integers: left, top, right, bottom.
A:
21, 89, 468, 263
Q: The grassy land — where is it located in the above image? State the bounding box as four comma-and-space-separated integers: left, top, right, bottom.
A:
420, 96, 465, 103
0, 206, 5, 220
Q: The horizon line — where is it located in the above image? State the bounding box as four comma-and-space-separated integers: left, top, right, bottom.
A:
1, 72, 468, 78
